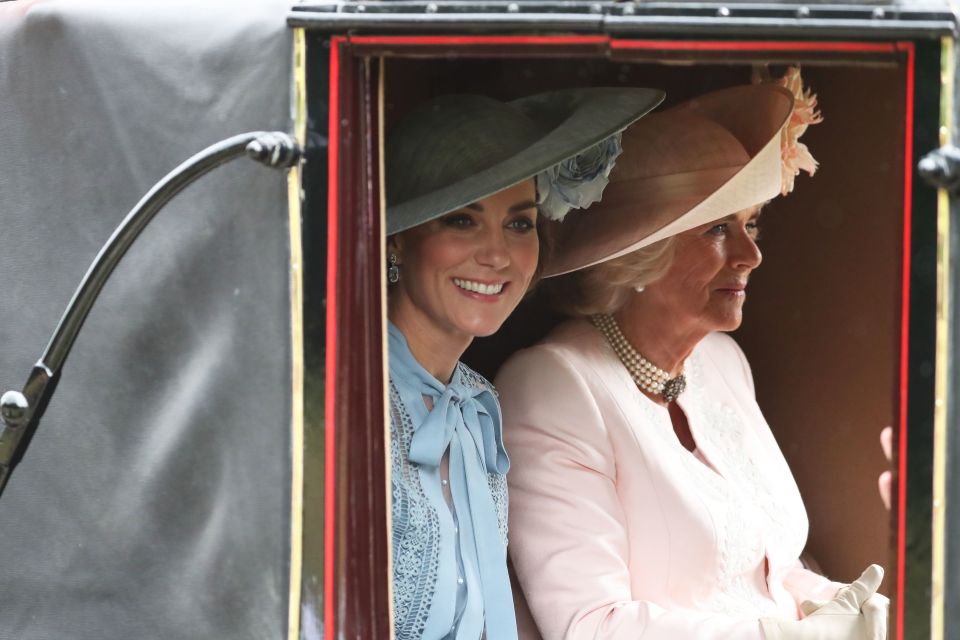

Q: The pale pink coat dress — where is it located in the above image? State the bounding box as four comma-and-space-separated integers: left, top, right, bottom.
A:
496, 319, 841, 640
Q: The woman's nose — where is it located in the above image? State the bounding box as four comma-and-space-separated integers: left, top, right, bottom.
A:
475, 229, 511, 269
731, 232, 762, 270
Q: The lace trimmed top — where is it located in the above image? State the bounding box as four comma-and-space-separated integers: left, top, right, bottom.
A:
389, 323, 515, 640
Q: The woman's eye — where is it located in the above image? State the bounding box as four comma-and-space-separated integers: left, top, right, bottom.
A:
706, 223, 727, 236
746, 222, 761, 241
441, 213, 475, 228
506, 216, 536, 232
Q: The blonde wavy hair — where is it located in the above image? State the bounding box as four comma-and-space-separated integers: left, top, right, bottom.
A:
546, 236, 677, 317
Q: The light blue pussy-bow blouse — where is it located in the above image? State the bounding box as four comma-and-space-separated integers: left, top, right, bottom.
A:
388, 323, 517, 640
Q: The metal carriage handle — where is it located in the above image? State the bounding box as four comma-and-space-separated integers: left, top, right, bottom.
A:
0, 131, 302, 500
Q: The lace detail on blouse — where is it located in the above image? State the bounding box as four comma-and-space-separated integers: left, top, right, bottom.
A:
486, 472, 509, 547
680, 352, 796, 617
625, 348, 795, 618
390, 363, 509, 639
391, 381, 440, 639
695, 403, 776, 617
458, 364, 509, 547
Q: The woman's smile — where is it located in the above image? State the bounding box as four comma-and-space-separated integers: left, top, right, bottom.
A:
714, 278, 748, 296
452, 277, 507, 297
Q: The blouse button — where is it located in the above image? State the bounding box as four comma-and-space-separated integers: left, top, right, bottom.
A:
441, 479, 449, 486
457, 577, 464, 585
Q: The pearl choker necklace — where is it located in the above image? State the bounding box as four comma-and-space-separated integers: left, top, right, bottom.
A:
591, 314, 687, 403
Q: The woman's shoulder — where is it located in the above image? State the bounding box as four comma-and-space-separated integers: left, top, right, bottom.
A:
507, 317, 605, 366
494, 317, 617, 409
496, 319, 615, 455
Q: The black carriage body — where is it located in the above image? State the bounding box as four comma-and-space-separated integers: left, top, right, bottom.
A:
0, 1, 958, 639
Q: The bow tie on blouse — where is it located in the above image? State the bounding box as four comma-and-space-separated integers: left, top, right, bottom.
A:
388, 324, 516, 640
408, 383, 505, 475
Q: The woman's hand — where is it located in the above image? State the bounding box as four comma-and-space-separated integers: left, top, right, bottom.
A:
760, 565, 888, 639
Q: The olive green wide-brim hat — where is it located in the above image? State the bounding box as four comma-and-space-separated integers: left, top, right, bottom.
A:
386, 87, 665, 236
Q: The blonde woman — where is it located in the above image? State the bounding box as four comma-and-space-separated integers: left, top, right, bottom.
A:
497, 76, 888, 639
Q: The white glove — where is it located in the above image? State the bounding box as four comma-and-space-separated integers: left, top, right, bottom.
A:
798, 570, 889, 640
761, 565, 887, 640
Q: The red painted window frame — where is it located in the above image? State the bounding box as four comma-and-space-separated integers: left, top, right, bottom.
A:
323, 34, 915, 638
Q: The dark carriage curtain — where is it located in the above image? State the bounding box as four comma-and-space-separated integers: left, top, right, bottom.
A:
0, 1, 293, 638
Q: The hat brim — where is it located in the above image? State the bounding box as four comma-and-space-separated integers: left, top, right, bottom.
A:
387, 87, 665, 236
543, 84, 793, 277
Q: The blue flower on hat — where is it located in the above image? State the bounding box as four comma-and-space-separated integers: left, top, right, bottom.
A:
536, 132, 624, 222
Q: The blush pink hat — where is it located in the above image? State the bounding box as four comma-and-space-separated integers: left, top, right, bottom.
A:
544, 83, 794, 277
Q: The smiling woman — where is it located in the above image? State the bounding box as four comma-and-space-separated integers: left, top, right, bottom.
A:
640, 207, 764, 340
389, 181, 540, 375
383, 87, 663, 640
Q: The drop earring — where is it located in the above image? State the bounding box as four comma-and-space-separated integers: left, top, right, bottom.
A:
388, 253, 400, 284
634, 284, 645, 293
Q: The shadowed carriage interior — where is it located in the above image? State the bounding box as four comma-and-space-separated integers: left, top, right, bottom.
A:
383, 51, 903, 608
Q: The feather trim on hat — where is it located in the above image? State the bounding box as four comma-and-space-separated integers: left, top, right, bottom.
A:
776, 66, 823, 195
